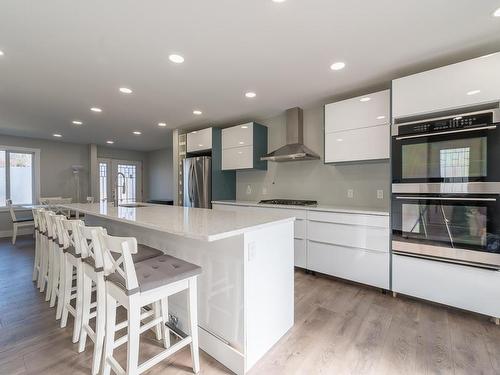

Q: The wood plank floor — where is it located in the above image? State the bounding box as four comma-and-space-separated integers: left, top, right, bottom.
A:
1, 236, 500, 374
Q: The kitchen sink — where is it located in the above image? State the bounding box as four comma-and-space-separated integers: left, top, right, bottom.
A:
118, 203, 149, 208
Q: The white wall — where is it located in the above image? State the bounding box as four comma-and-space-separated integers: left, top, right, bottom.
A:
236, 106, 390, 209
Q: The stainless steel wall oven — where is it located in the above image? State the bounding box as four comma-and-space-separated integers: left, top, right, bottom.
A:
392, 105, 500, 269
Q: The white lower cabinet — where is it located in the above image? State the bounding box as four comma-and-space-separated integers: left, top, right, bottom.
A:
393, 254, 500, 318
213, 202, 390, 288
308, 241, 389, 289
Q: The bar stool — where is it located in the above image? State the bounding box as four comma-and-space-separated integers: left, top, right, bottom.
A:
6, 199, 34, 245
31, 208, 41, 283
42, 210, 60, 303
78, 225, 165, 375
59, 217, 85, 343
37, 209, 51, 293
100, 233, 201, 375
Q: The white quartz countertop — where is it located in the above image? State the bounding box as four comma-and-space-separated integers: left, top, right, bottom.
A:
212, 200, 389, 216
60, 203, 295, 242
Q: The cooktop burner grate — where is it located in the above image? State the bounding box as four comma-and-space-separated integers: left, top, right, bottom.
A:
258, 199, 318, 206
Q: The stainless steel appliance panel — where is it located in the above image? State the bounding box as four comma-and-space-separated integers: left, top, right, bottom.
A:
183, 156, 212, 208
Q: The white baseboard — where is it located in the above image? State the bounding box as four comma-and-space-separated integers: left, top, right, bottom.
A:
0, 227, 34, 238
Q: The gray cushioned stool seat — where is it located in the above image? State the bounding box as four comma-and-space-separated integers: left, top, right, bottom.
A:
64, 244, 81, 258
133, 244, 163, 263
107, 254, 201, 295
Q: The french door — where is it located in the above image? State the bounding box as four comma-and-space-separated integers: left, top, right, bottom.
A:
98, 159, 142, 203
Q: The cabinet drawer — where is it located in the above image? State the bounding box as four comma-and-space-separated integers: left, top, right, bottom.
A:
393, 254, 500, 317
294, 238, 306, 268
222, 146, 253, 170
308, 210, 389, 228
308, 220, 389, 252
187, 128, 212, 152
222, 123, 253, 149
308, 240, 389, 289
324, 124, 389, 163
325, 90, 390, 133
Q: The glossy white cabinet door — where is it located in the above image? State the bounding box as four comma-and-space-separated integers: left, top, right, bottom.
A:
325, 90, 390, 133
187, 127, 212, 152
324, 124, 390, 163
308, 240, 389, 289
222, 123, 254, 149
393, 255, 500, 318
222, 145, 253, 170
393, 52, 500, 119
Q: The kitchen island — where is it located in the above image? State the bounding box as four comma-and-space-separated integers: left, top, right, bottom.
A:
61, 203, 295, 375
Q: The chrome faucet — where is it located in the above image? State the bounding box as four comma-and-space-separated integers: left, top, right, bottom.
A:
112, 172, 126, 207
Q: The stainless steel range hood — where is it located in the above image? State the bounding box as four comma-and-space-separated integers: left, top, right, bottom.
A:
261, 107, 320, 162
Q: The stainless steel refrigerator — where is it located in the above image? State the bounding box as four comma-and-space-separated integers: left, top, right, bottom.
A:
183, 156, 212, 208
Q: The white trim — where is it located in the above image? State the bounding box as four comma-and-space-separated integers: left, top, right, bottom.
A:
0, 145, 41, 206
0, 227, 33, 238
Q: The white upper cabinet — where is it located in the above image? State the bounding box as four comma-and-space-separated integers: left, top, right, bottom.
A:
324, 89, 390, 163
187, 127, 212, 153
393, 52, 500, 119
221, 122, 267, 170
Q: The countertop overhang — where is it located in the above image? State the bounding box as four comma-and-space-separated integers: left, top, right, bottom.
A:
59, 203, 295, 242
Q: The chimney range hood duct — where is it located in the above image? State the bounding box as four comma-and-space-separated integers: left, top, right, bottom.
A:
261, 107, 320, 162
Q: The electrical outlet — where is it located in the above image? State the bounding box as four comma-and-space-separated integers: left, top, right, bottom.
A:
246, 185, 252, 195
347, 189, 354, 199
377, 189, 384, 199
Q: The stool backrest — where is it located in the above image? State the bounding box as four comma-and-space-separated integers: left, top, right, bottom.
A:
98, 232, 139, 291
37, 209, 47, 233
52, 214, 68, 247
31, 208, 39, 229
60, 218, 84, 254
79, 225, 106, 268
42, 211, 56, 239
6, 199, 16, 222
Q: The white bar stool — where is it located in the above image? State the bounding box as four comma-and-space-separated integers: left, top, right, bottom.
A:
59, 217, 85, 343
31, 208, 42, 282
7, 199, 34, 245
78, 225, 166, 375
100, 233, 201, 375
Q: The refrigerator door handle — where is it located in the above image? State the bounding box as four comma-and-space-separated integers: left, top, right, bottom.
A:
189, 162, 195, 204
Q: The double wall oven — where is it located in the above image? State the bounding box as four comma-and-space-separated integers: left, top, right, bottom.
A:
392, 105, 500, 269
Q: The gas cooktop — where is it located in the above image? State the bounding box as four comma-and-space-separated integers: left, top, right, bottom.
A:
258, 199, 318, 206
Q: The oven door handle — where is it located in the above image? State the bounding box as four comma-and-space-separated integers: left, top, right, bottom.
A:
394, 196, 497, 202
395, 125, 497, 140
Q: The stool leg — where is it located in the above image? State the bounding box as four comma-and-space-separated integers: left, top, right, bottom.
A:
49, 248, 60, 308
12, 223, 17, 245
92, 277, 106, 375
72, 264, 83, 343
78, 273, 92, 353
102, 292, 117, 375
60, 258, 72, 328
126, 300, 141, 375
32, 233, 39, 281
37, 237, 46, 290
153, 301, 162, 340
160, 297, 171, 349
40, 239, 48, 292
56, 251, 65, 320
187, 278, 200, 374
45, 243, 54, 301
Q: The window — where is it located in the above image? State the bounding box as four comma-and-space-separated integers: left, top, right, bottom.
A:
117, 163, 137, 203
99, 162, 108, 202
0, 147, 38, 206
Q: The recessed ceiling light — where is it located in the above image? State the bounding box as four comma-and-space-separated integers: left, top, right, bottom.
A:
241, 125, 248, 129
0, 50, 4, 57
239, 141, 245, 145
106, 140, 114, 144
72, 120, 83, 125
330, 62, 346, 71
133, 131, 142, 135
466, 89, 481, 96
193, 110, 202, 115
336, 138, 343, 142
245, 92, 257, 98
53, 133, 62, 138
272, 0, 286, 3
169, 54, 184, 63
158, 122, 167, 127
191, 131, 198, 134
198, 144, 203, 147
119, 87, 133, 94
376, 115, 385, 120
493, 7, 500, 17
90, 107, 102, 113
360, 97, 371, 102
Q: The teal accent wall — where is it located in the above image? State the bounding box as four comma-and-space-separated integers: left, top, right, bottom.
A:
211, 128, 236, 201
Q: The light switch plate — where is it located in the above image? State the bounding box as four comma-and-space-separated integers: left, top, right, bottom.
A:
377, 190, 384, 199
347, 189, 354, 199
246, 185, 252, 195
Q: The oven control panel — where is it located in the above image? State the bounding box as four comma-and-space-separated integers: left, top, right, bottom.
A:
397, 112, 493, 136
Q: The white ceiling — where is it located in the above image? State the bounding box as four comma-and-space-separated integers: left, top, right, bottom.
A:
0, 0, 499, 151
